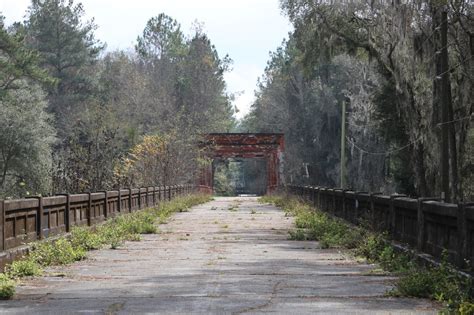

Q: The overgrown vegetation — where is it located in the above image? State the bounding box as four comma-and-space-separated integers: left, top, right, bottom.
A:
0, 194, 210, 300
1, 1, 235, 199
0, 273, 15, 299
261, 195, 474, 313
243, 1, 473, 201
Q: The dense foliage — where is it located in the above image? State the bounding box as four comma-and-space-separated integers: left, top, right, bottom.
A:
1, 1, 472, 200
243, 1, 473, 200
0, 1, 235, 198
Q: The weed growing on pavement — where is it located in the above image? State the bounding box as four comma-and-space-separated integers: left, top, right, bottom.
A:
6, 260, 43, 278
0, 274, 15, 299
30, 238, 87, 266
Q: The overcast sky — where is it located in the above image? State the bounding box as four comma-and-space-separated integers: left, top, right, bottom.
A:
0, 0, 292, 119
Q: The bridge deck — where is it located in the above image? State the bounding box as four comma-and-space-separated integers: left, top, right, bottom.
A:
1, 197, 439, 314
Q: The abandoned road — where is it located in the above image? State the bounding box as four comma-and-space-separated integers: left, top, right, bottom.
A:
0, 197, 439, 314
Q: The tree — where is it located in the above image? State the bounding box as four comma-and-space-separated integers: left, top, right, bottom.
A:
135, 14, 186, 134
178, 31, 235, 133
0, 14, 53, 96
279, 0, 473, 199
25, 0, 104, 137
242, 35, 396, 192
136, 13, 185, 61
135, 15, 235, 135
97, 51, 151, 137
0, 82, 56, 198
0, 14, 56, 198
52, 102, 127, 193
114, 133, 197, 187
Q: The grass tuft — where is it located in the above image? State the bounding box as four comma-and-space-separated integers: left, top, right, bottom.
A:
29, 238, 87, 266
0, 274, 15, 299
6, 259, 43, 278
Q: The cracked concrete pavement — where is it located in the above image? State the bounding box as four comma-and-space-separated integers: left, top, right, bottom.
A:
0, 197, 440, 314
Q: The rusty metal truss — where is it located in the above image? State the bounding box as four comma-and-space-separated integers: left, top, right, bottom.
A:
198, 133, 284, 194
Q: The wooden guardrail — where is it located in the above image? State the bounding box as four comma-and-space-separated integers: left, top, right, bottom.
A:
0, 184, 197, 266
287, 185, 474, 270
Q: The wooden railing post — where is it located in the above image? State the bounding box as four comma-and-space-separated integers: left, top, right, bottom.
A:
369, 193, 382, 230
138, 188, 142, 210
87, 192, 92, 226
128, 188, 132, 212
341, 190, 347, 219
34, 196, 44, 240
354, 192, 367, 223
389, 195, 396, 236
416, 197, 440, 252
102, 191, 108, 219
60, 194, 71, 232
457, 202, 472, 267
117, 189, 122, 213
389, 194, 406, 236
416, 198, 425, 252
152, 186, 156, 206
146, 187, 150, 208
370, 194, 375, 230
0, 200, 5, 251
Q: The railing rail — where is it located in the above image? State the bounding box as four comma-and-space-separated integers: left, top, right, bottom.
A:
286, 185, 474, 270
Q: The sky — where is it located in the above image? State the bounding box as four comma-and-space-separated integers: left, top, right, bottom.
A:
0, 0, 293, 119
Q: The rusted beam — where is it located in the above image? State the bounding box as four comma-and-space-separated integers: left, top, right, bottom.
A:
198, 133, 284, 194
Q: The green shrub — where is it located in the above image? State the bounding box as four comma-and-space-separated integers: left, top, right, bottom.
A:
295, 211, 317, 229
0, 274, 15, 299
288, 229, 306, 240
459, 302, 474, 315
30, 238, 86, 266
70, 227, 103, 250
269, 196, 365, 249
395, 268, 435, 298
355, 233, 387, 261
7, 259, 42, 278
98, 224, 126, 249
128, 233, 142, 241
120, 213, 157, 234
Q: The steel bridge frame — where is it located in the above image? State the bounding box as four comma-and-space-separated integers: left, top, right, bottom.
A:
198, 133, 284, 194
